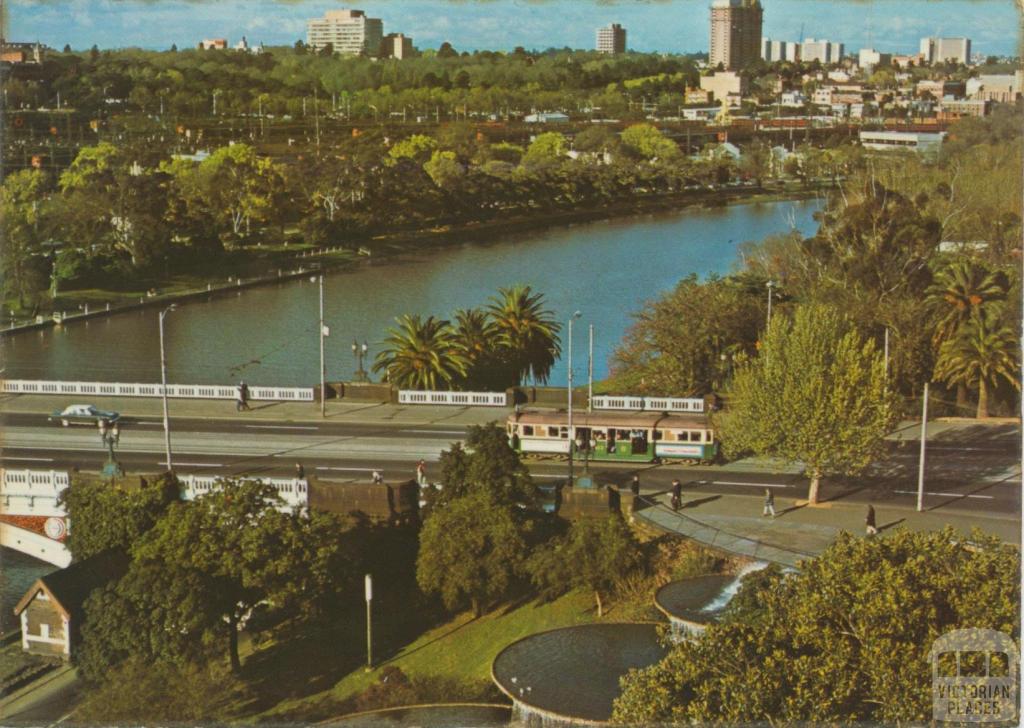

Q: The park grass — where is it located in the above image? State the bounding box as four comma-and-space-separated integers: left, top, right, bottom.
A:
248, 589, 596, 724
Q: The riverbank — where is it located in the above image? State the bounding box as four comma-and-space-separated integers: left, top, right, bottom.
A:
1, 182, 830, 338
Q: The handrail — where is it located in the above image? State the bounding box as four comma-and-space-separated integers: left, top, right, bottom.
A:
592, 395, 704, 413
0, 379, 314, 402
398, 390, 507, 406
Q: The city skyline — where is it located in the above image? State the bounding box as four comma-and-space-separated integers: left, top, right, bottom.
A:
7, 0, 1019, 57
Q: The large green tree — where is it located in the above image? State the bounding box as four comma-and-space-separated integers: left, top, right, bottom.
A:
934, 309, 1020, 418
717, 304, 897, 504
416, 490, 527, 617
487, 285, 562, 385
528, 515, 640, 617
435, 423, 537, 507
613, 528, 1020, 724
0, 169, 52, 308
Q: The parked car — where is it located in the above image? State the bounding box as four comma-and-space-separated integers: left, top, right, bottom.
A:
49, 404, 121, 427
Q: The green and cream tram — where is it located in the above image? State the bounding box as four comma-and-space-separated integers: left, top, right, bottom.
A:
506, 410, 718, 464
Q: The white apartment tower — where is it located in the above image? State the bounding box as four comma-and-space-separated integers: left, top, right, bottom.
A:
307, 9, 384, 56
596, 23, 627, 54
919, 37, 971, 65
709, 0, 763, 70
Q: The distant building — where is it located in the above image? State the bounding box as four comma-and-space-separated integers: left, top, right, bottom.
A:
525, 112, 570, 123
919, 37, 971, 65
891, 54, 919, 69
780, 90, 807, 106
938, 98, 991, 117
199, 38, 228, 50
762, 39, 800, 63
685, 88, 714, 105
0, 41, 45, 64
14, 550, 129, 659
700, 71, 748, 104
860, 130, 946, 155
307, 9, 384, 56
915, 79, 965, 99
381, 33, 413, 59
234, 36, 265, 54
709, 0, 763, 70
801, 38, 844, 64
968, 72, 1024, 103
596, 23, 627, 54
858, 48, 891, 71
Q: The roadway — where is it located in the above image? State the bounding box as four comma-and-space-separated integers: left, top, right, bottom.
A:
1, 411, 1019, 518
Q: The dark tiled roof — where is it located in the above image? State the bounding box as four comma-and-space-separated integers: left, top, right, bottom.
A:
15, 550, 129, 619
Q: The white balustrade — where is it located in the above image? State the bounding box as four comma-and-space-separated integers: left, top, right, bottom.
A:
0, 379, 314, 402
398, 390, 507, 406
179, 475, 308, 512
591, 395, 704, 413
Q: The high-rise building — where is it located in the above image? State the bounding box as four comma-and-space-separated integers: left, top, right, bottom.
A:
596, 23, 626, 54
858, 48, 891, 71
382, 33, 413, 59
307, 9, 384, 56
762, 38, 800, 63
919, 37, 971, 65
709, 0, 763, 70
801, 38, 844, 64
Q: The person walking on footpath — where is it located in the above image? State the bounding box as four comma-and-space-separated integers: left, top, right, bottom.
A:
763, 488, 776, 518
630, 475, 641, 498
865, 504, 878, 536
671, 479, 682, 511
295, 462, 305, 480
240, 381, 250, 411
372, 470, 384, 484
416, 459, 427, 486
236, 382, 246, 412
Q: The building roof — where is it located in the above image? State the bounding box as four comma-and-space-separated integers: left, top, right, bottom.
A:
13, 550, 129, 621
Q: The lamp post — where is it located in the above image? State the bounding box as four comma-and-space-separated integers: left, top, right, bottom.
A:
99, 419, 123, 477
319, 275, 327, 418
158, 304, 176, 472
766, 280, 775, 328
353, 340, 369, 382
567, 311, 581, 486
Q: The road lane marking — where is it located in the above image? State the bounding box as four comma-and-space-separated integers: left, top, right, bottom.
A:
701, 480, 795, 488
172, 462, 223, 468
894, 490, 994, 499
245, 425, 319, 431
400, 429, 467, 435
532, 474, 566, 479
133, 421, 163, 426
2, 456, 55, 462
316, 466, 378, 472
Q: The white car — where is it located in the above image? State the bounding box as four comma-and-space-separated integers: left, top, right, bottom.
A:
49, 404, 121, 427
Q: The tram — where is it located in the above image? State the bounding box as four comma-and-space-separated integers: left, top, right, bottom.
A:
506, 410, 717, 464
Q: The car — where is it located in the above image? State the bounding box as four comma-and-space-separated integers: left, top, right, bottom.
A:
49, 404, 121, 427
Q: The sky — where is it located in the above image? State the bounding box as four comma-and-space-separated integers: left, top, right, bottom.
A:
6, 0, 1021, 56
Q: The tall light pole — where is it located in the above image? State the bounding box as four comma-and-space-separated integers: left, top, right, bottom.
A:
319, 275, 327, 418
587, 324, 594, 413
567, 311, 581, 486
917, 382, 929, 512
158, 304, 176, 472
766, 280, 775, 327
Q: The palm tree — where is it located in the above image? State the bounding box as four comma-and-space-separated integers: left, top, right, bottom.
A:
452, 308, 504, 389
487, 285, 562, 385
372, 315, 468, 391
934, 310, 1020, 418
926, 259, 1007, 347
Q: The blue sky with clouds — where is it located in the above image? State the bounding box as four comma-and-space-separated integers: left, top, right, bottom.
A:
7, 0, 1021, 56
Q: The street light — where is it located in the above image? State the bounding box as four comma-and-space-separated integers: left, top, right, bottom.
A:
567, 311, 581, 487
766, 280, 775, 327
158, 304, 176, 472
352, 340, 369, 382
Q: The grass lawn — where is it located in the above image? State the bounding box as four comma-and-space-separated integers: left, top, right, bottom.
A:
249, 589, 596, 724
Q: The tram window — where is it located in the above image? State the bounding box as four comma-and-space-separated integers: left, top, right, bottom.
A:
653, 429, 663, 441
678, 431, 690, 442
522, 425, 534, 436
547, 426, 560, 438
560, 426, 569, 439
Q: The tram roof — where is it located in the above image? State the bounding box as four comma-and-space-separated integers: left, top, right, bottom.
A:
510, 409, 709, 428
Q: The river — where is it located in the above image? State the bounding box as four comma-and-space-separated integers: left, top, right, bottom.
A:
0, 198, 822, 388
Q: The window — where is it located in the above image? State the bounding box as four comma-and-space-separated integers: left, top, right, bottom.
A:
547, 426, 560, 438
522, 425, 534, 436
653, 429, 664, 441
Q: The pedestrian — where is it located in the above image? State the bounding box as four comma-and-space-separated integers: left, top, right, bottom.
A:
763, 488, 776, 518
865, 504, 878, 536
295, 462, 305, 480
236, 382, 245, 412
240, 381, 251, 411
671, 478, 682, 511
372, 470, 383, 484
416, 459, 427, 486
630, 475, 640, 497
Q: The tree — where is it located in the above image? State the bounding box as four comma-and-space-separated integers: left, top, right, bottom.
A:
529, 516, 640, 617
486, 285, 562, 385
620, 123, 679, 160
934, 309, 1020, 418
613, 528, 1020, 724
78, 480, 350, 677
372, 314, 468, 390
0, 169, 51, 308
416, 491, 527, 617
59, 474, 178, 560
926, 258, 1008, 348
423, 150, 465, 191
436, 423, 537, 507
388, 134, 437, 164
610, 274, 765, 396
717, 305, 896, 504
451, 308, 514, 389
521, 132, 568, 168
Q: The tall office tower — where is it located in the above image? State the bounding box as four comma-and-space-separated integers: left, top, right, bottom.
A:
919, 36, 971, 65
709, 0, 763, 70
307, 9, 384, 56
596, 23, 627, 54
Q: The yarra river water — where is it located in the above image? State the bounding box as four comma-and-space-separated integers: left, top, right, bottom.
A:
0, 198, 822, 617
0, 198, 822, 388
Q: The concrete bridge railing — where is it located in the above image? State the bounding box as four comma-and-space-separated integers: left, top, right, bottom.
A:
398, 390, 507, 407
592, 395, 705, 413
1, 379, 314, 402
